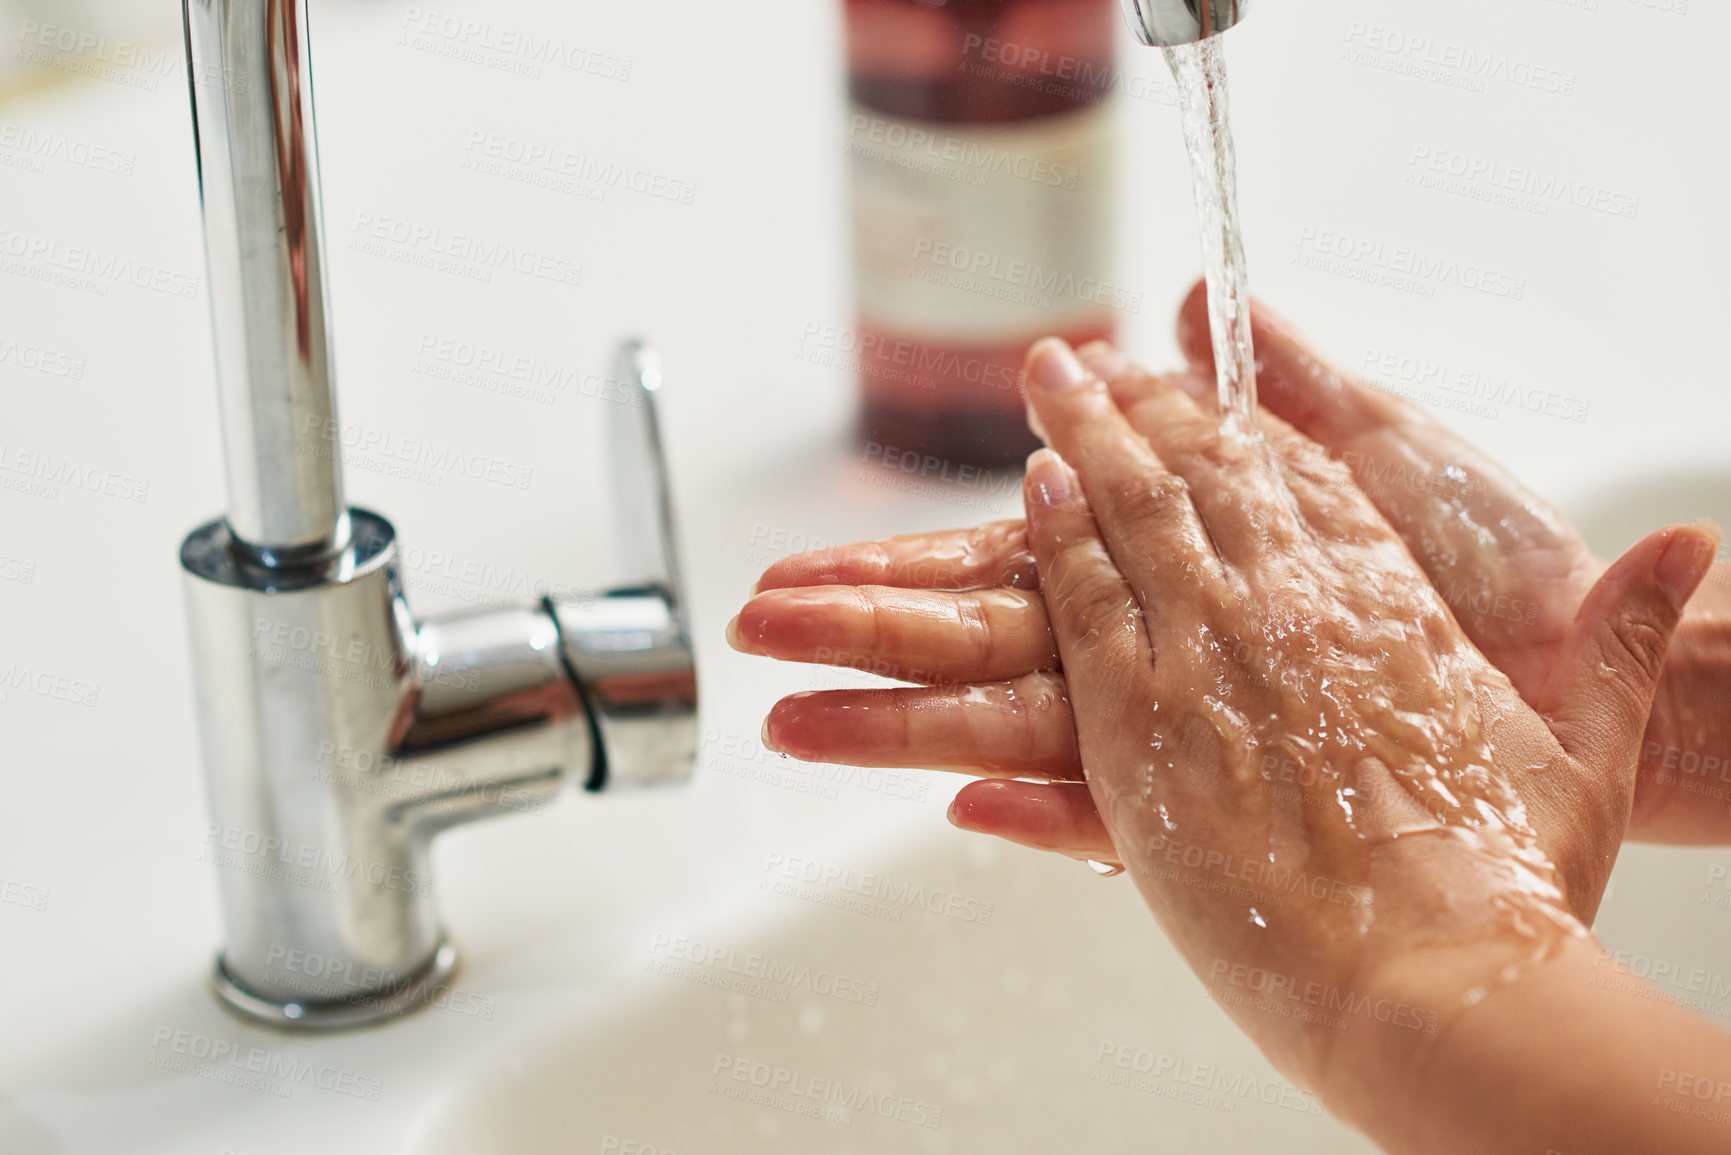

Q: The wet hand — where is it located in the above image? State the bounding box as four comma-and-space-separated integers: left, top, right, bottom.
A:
1003, 337, 1713, 1094
732, 286, 1727, 849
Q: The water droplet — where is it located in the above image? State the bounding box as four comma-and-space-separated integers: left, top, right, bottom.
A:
1084, 859, 1124, 877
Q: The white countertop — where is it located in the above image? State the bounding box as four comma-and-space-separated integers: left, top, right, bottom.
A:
2, 0, 1729, 1152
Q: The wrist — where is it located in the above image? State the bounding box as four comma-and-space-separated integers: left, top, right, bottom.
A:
1636, 564, 1731, 841
1318, 928, 1599, 1151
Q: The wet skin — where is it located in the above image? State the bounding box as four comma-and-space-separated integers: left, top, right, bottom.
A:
733, 284, 1731, 856
729, 291, 1731, 1152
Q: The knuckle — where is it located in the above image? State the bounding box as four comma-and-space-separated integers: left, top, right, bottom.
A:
1106, 471, 1191, 536
956, 595, 997, 669
1047, 546, 1135, 642
1605, 610, 1671, 686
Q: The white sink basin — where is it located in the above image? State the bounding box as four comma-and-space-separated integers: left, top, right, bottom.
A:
4, 0, 1730, 1152
410, 832, 1368, 1155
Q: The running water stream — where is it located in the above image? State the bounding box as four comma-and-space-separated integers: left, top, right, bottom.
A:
1163, 39, 1257, 436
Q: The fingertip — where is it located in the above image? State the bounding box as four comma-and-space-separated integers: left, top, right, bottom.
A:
1025, 337, 1091, 394
763, 692, 815, 757
948, 778, 1013, 831
1076, 341, 1133, 381
728, 599, 767, 653
1175, 278, 1212, 365
1656, 522, 1721, 607
1023, 449, 1081, 513
1173, 366, 1211, 402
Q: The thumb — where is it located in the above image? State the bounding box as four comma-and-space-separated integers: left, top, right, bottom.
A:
1534, 521, 1720, 772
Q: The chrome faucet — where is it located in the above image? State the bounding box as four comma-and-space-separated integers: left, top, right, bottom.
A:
1118, 0, 1246, 46
177, 0, 697, 1031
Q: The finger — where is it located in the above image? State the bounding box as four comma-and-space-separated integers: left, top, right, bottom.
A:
1176, 278, 1407, 448
762, 673, 1082, 779
1020, 339, 1226, 600
1176, 281, 1599, 695
729, 584, 1059, 684
752, 520, 1037, 594
1536, 523, 1719, 773
948, 778, 1119, 863
1021, 448, 1167, 831
1078, 344, 1351, 567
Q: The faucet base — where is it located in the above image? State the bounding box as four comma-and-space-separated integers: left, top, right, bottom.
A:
210, 937, 460, 1032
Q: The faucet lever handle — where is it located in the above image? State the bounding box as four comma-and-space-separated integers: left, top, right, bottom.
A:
610, 339, 684, 605
550, 339, 698, 793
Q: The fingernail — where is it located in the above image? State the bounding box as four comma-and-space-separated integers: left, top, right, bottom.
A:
946, 794, 977, 830
1657, 526, 1720, 606
1028, 338, 1090, 393
761, 713, 784, 754
1077, 342, 1132, 380
1026, 450, 1077, 510
725, 614, 744, 650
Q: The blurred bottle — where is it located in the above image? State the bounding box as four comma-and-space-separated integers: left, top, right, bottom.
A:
846, 0, 1119, 468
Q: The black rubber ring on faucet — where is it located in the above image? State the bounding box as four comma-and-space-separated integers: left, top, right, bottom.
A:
544, 595, 609, 792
